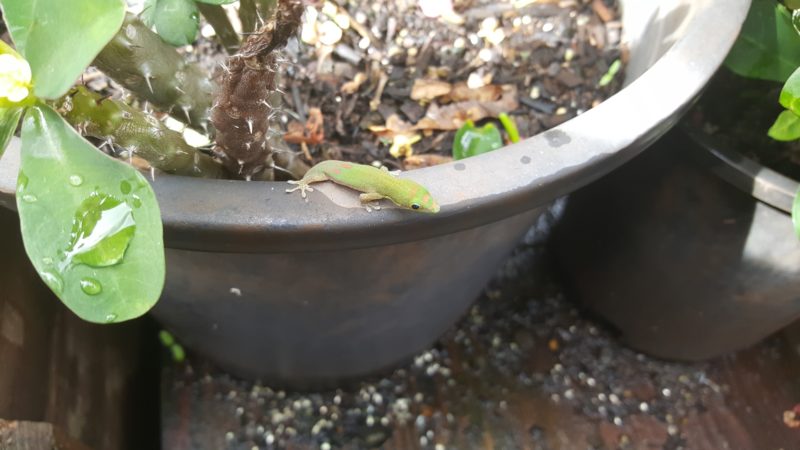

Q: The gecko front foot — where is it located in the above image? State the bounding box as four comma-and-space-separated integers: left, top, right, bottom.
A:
286, 180, 314, 200
363, 202, 382, 212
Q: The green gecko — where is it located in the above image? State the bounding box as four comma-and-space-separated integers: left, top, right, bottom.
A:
286, 160, 440, 213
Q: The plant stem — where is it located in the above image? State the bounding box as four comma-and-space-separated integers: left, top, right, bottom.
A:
57, 87, 224, 178
197, 3, 240, 54
212, 0, 303, 179
94, 14, 215, 133
238, 0, 278, 33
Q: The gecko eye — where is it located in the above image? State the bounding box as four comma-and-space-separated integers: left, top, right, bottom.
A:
411, 203, 420, 210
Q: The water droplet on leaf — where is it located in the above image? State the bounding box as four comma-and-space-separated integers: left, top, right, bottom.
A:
105, 313, 117, 323
64, 192, 136, 268
42, 257, 53, 265
79, 277, 102, 295
40, 271, 63, 294
132, 195, 142, 208
69, 175, 83, 186
120, 180, 132, 194
21, 194, 37, 202
17, 171, 28, 192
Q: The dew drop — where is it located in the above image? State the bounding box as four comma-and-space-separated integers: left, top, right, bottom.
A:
64, 192, 136, 268
132, 195, 142, 208
21, 194, 37, 203
79, 277, 102, 295
69, 175, 84, 186
40, 271, 63, 294
17, 171, 28, 193
105, 313, 117, 323
120, 180, 132, 195
42, 257, 53, 265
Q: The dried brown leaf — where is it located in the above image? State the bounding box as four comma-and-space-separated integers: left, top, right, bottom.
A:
341, 72, 368, 94
284, 107, 325, 145
410, 79, 453, 102
368, 114, 415, 138
414, 85, 519, 130
448, 82, 503, 102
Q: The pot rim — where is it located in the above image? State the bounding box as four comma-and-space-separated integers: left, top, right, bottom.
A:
681, 124, 799, 214
0, 0, 751, 253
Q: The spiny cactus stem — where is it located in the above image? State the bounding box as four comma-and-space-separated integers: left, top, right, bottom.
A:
57, 86, 225, 178
197, 3, 240, 54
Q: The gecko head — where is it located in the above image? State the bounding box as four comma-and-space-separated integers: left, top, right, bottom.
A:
399, 179, 440, 213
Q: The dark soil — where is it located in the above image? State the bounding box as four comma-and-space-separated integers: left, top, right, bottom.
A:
689, 69, 800, 181
278, 0, 626, 170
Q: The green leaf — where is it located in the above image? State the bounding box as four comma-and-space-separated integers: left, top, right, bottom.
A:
195, 0, 238, 4
780, 66, 800, 115
0, 106, 22, 158
793, 189, 800, 238
768, 110, 800, 140
725, 0, 800, 82
143, 0, 200, 47
452, 121, 504, 160
0, 0, 125, 99
16, 104, 165, 324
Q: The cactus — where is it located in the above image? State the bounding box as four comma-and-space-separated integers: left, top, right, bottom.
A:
238, 0, 278, 34
93, 14, 215, 133
211, 0, 303, 179
197, 3, 240, 53
57, 86, 224, 178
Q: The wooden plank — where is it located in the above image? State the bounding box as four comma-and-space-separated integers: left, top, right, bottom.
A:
0, 208, 159, 450
0, 419, 92, 450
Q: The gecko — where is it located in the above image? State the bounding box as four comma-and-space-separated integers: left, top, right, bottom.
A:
286, 160, 440, 213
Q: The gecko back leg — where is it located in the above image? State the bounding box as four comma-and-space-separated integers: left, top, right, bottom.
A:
286, 171, 330, 199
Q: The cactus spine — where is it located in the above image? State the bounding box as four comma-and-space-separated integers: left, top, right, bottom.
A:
58, 86, 224, 178
211, 0, 303, 179
94, 14, 214, 132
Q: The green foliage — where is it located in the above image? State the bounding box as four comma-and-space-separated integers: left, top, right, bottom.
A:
780, 66, 800, 114
0, 107, 22, 158
196, 0, 237, 4
768, 110, 800, 140
498, 113, 520, 144
598, 59, 622, 87
0, 0, 125, 98
453, 121, 503, 160
143, 0, 200, 46
16, 104, 165, 323
725, 0, 800, 82
159, 330, 186, 362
